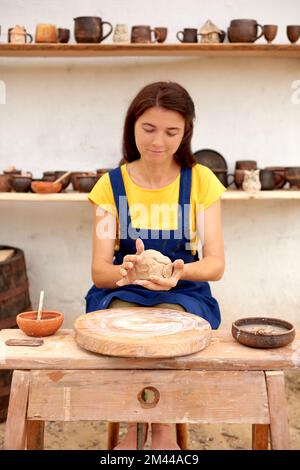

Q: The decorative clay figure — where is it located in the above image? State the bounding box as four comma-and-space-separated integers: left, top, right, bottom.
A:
242, 169, 261, 192
199, 20, 224, 43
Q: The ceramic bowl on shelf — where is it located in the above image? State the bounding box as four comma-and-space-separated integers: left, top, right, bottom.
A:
31, 181, 63, 194
10, 175, 32, 192
16, 310, 64, 337
76, 175, 99, 192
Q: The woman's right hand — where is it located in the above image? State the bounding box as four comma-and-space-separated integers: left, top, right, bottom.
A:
116, 238, 145, 287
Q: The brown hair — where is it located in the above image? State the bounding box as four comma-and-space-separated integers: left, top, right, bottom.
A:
121, 81, 196, 168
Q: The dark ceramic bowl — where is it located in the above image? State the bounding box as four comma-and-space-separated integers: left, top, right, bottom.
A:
54, 171, 71, 189
10, 175, 32, 192
232, 317, 295, 348
76, 175, 99, 192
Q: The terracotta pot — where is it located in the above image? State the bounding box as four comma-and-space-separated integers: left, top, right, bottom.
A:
31, 181, 62, 194
16, 311, 64, 337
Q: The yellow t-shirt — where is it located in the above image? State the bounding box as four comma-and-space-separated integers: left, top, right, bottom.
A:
88, 163, 226, 254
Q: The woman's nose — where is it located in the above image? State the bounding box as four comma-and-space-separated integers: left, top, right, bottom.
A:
151, 132, 165, 146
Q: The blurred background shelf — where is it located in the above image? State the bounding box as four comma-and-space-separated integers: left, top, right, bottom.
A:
1, 43, 300, 58
0, 190, 300, 202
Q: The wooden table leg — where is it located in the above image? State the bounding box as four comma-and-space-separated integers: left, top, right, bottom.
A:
4, 370, 30, 450
252, 424, 269, 449
26, 420, 45, 450
176, 423, 189, 450
137, 423, 143, 450
265, 371, 290, 450
107, 422, 120, 450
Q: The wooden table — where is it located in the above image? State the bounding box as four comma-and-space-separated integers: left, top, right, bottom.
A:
1, 328, 299, 450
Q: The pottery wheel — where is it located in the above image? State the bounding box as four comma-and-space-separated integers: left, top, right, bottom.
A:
74, 307, 212, 358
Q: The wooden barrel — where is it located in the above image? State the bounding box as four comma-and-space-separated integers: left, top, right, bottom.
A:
0, 245, 32, 329
0, 245, 32, 422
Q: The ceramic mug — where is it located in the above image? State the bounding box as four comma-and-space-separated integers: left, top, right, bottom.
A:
8, 26, 33, 43
35, 24, 57, 43
176, 28, 199, 43
131, 25, 158, 43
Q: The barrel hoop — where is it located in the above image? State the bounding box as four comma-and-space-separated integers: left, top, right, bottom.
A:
0, 280, 29, 302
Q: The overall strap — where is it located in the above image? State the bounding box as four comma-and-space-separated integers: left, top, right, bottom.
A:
109, 167, 128, 240
177, 167, 192, 241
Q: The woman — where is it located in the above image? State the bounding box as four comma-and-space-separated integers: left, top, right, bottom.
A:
86, 82, 226, 449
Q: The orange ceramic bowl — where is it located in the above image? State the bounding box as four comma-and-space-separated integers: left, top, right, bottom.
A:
31, 181, 62, 194
16, 311, 64, 337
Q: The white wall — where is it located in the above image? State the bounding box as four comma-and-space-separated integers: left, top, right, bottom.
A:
1, 1, 300, 328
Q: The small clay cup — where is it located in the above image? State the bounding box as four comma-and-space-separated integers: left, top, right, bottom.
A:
154, 27, 168, 43
287, 25, 300, 44
259, 169, 275, 190
57, 28, 70, 43
263, 25, 278, 43
16, 311, 64, 337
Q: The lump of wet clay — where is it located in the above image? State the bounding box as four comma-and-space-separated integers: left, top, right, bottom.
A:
135, 249, 173, 280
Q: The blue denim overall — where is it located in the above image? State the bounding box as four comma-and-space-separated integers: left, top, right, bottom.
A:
85, 166, 221, 329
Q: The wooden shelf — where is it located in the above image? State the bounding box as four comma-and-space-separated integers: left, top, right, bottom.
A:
0, 43, 300, 58
0, 190, 299, 202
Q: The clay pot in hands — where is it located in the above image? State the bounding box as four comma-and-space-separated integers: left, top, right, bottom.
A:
135, 249, 173, 280
16, 311, 64, 337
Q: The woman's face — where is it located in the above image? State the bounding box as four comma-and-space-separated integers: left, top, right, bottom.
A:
134, 106, 185, 163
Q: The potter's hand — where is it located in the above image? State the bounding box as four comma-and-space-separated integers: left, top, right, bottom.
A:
116, 238, 145, 287
132, 259, 184, 291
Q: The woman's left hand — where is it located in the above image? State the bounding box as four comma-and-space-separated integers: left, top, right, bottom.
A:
132, 259, 184, 291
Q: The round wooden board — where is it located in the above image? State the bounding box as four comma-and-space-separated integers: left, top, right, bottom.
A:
74, 307, 212, 358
